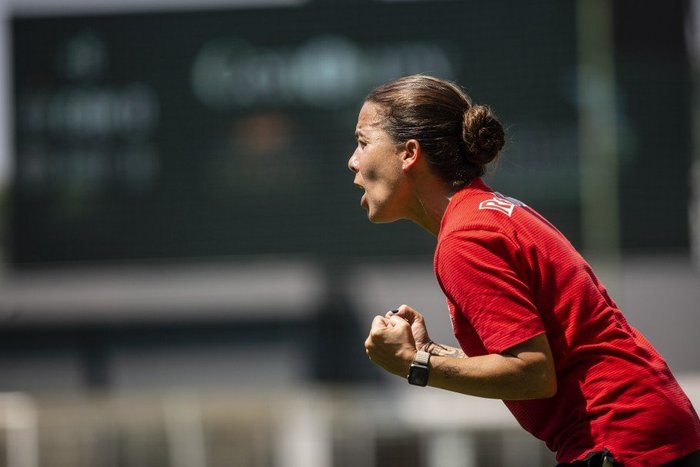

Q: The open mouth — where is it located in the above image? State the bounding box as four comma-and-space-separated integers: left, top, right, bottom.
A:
353, 181, 367, 209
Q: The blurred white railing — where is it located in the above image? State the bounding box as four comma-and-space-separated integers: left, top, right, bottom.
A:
0, 393, 38, 467
1, 377, 698, 467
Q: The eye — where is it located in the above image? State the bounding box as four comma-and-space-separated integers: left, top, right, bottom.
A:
358, 139, 367, 149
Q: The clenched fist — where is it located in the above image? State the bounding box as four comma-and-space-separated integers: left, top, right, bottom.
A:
364, 312, 417, 377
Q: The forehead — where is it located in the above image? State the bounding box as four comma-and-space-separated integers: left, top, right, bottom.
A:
355, 101, 385, 134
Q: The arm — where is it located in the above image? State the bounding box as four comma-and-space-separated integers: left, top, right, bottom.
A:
366, 309, 557, 401
424, 230, 556, 399
426, 333, 557, 400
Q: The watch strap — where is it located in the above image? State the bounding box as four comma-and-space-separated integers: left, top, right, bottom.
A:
413, 350, 430, 366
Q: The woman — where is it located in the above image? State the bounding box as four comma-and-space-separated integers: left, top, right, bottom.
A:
351, 75, 700, 466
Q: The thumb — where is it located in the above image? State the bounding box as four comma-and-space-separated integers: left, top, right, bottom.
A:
393, 304, 422, 323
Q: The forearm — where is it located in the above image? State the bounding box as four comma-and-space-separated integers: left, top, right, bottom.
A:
426, 352, 556, 401
371, 308, 556, 400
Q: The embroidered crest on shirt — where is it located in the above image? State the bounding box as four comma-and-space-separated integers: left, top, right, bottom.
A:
478, 195, 523, 217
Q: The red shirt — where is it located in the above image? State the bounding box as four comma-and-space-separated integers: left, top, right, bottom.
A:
434, 179, 700, 464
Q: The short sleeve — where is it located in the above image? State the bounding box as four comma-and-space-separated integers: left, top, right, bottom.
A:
435, 229, 545, 354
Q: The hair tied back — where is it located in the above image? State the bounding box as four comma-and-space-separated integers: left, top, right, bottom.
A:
462, 104, 505, 167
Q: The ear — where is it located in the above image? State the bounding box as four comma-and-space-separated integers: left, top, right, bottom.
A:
400, 139, 421, 171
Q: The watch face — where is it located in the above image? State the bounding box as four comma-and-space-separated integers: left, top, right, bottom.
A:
408, 364, 429, 386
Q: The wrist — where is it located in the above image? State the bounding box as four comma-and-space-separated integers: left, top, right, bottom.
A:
402, 348, 417, 375
407, 349, 431, 387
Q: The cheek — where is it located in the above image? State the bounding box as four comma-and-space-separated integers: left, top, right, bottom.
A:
358, 144, 401, 198
361, 164, 380, 184
361, 151, 392, 184
363, 166, 399, 207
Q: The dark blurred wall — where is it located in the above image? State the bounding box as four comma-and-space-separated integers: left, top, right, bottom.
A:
10, 1, 579, 267
614, 0, 692, 253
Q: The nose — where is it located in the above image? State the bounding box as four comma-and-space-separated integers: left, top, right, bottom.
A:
348, 150, 359, 173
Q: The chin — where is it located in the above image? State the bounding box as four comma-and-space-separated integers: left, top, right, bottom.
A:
367, 209, 399, 224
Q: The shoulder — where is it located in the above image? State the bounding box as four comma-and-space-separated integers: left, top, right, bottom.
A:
440, 180, 527, 241
435, 228, 524, 277
436, 181, 531, 276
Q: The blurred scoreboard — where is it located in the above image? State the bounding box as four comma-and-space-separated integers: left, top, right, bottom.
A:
8, 1, 607, 267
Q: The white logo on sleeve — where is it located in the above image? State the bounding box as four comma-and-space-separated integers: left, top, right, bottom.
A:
478, 194, 525, 217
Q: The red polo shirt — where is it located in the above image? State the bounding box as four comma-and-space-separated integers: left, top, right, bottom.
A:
434, 179, 700, 464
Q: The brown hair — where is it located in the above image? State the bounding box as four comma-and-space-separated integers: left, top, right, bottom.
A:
366, 75, 505, 188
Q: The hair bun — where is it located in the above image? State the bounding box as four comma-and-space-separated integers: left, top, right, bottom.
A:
462, 105, 505, 166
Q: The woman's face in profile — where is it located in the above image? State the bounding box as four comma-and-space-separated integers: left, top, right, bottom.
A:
348, 101, 406, 223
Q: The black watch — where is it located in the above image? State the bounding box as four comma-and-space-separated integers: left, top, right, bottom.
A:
407, 350, 430, 386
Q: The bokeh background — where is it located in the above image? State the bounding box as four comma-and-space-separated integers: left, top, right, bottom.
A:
0, 0, 698, 466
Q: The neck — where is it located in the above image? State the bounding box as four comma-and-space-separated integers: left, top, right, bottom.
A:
406, 181, 456, 236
